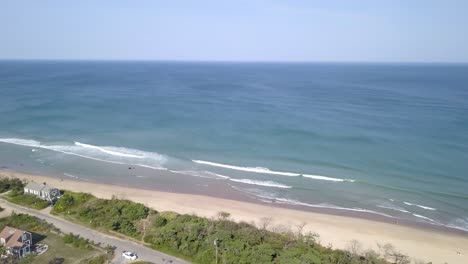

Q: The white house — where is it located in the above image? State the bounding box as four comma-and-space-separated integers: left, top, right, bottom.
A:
23, 182, 60, 202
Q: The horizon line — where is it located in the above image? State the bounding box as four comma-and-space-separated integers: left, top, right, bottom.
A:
1, 58, 467, 65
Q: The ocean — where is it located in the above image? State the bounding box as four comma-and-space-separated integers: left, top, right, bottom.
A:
1, 60, 467, 232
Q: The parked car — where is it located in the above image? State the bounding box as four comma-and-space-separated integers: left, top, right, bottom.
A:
122, 251, 138, 260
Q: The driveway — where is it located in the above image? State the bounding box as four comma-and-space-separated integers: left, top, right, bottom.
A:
0, 199, 189, 264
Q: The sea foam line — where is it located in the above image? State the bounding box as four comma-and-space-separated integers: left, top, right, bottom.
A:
172, 170, 292, 189
0, 138, 167, 170
412, 213, 438, 223
193, 159, 355, 182
192, 160, 300, 176
228, 179, 292, 189
403, 202, 436, 211
75, 142, 144, 158
270, 197, 393, 218
302, 174, 354, 182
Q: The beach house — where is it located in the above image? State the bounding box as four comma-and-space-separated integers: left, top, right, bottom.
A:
0, 226, 32, 258
23, 182, 60, 202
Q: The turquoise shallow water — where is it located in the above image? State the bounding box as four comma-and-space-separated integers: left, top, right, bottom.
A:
0, 61, 467, 231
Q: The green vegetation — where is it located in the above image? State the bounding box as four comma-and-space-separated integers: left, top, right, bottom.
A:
53, 192, 149, 238
0, 213, 112, 264
0, 177, 24, 193
63, 232, 93, 249
51, 191, 402, 264
0, 177, 50, 210
0, 211, 53, 233
7, 191, 50, 210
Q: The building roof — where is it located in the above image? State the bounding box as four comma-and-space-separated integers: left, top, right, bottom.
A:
0, 226, 27, 248
24, 181, 46, 192
24, 181, 57, 193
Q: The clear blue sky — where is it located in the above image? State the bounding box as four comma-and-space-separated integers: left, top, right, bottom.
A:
1, 0, 467, 62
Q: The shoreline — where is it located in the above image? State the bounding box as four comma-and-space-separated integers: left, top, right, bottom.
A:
1, 170, 468, 263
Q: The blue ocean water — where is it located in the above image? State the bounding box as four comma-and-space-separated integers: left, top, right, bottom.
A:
1, 61, 467, 231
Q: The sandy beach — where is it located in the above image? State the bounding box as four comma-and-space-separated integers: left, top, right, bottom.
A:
1, 170, 467, 263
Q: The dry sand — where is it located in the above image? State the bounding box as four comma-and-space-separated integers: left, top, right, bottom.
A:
2, 171, 467, 263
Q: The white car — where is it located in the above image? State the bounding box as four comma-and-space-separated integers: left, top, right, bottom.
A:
122, 251, 138, 260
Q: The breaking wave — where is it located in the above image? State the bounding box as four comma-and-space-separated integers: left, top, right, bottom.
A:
192, 160, 300, 176
403, 202, 436, 211
0, 138, 167, 170
302, 174, 354, 182
412, 213, 438, 223
193, 160, 355, 182
228, 179, 292, 189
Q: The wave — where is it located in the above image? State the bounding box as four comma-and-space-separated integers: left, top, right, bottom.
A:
0, 138, 167, 170
75, 142, 144, 158
302, 174, 354, 182
170, 170, 230, 180
403, 202, 436, 211
229, 179, 292, 189
173, 170, 291, 189
376, 205, 411, 214
192, 160, 300, 176
63, 173, 90, 181
412, 213, 438, 223
272, 197, 393, 218
193, 160, 355, 183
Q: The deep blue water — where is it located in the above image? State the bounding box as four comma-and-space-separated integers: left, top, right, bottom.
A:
1, 61, 468, 231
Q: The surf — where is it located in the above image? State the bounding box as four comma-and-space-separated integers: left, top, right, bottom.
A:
228, 178, 292, 189
192, 160, 300, 176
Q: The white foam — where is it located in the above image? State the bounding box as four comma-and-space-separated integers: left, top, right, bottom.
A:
75, 142, 144, 158
229, 179, 292, 189
64, 173, 79, 179
170, 170, 230, 180
0, 138, 167, 170
412, 213, 437, 223
302, 174, 354, 182
376, 205, 411, 214
272, 197, 393, 218
403, 202, 436, 211
192, 160, 300, 176
0, 138, 41, 147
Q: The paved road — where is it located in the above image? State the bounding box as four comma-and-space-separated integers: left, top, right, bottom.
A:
0, 199, 189, 264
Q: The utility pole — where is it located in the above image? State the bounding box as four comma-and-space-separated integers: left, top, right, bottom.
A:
214, 238, 218, 264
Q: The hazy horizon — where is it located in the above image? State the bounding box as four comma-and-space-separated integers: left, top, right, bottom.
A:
1, 1, 467, 63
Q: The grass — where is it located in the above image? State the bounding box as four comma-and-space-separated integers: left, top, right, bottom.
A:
32, 232, 105, 264
6, 192, 50, 210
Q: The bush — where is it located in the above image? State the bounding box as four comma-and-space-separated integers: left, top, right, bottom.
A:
52, 192, 149, 238
0, 177, 24, 193
62, 233, 91, 249
50, 191, 393, 264
7, 192, 50, 210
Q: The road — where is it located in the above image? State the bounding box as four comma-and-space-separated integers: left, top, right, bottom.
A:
0, 199, 189, 264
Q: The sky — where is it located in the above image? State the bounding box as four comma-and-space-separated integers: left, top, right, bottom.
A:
1, 0, 467, 62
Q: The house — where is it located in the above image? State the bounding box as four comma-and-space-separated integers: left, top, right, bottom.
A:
0, 226, 32, 258
23, 182, 60, 202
